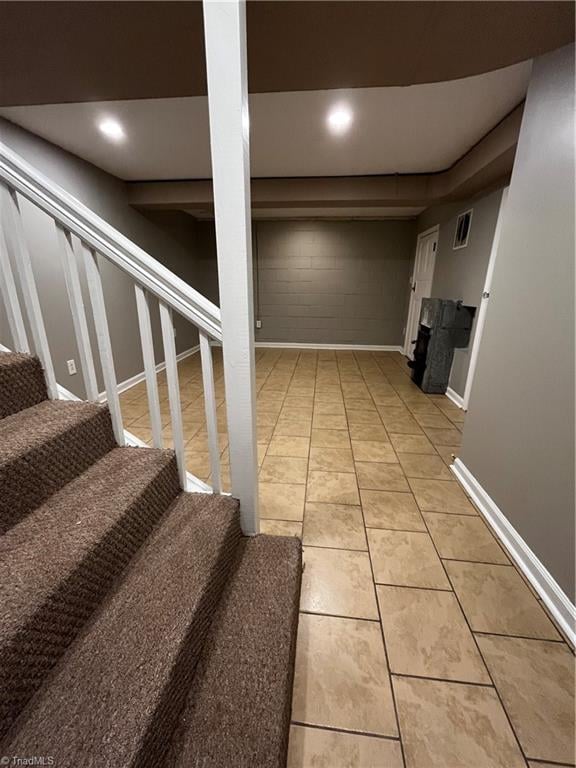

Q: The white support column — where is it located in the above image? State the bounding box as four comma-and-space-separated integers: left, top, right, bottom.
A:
57, 225, 99, 401
203, 0, 259, 534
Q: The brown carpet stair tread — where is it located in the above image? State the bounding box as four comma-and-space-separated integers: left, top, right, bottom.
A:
1, 351, 303, 766
0, 446, 180, 739
0, 353, 47, 419
0, 399, 116, 532
170, 534, 302, 768
2, 493, 242, 767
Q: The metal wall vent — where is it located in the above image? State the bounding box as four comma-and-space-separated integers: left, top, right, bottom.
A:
453, 209, 473, 249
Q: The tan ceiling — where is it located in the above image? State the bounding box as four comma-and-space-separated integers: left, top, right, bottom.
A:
0, 63, 529, 179
126, 106, 521, 216
0, 1, 573, 106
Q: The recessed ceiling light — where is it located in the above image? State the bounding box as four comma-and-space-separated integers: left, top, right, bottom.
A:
327, 105, 353, 135
98, 118, 126, 142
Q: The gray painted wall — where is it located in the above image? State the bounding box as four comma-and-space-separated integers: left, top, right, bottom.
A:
460, 44, 575, 600
0, 119, 208, 397
416, 187, 505, 396
195, 221, 221, 307
253, 220, 415, 345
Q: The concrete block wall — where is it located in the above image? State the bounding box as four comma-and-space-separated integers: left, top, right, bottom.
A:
254, 220, 416, 345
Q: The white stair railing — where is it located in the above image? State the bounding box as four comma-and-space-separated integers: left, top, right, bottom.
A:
134, 284, 163, 450
1, 184, 58, 398
57, 226, 99, 402
0, 142, 226, 498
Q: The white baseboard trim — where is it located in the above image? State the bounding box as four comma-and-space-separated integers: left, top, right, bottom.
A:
98, 344, 200, 401
451, 458, 575, 647
254, 342, 403, 352
446, 386, 465, 409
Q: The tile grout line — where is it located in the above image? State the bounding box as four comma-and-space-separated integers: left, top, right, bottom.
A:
290, 719, 402, 743
293, 349, 569, 765
354, 349, 407, 766
372, 581, 454, 593
290, 348, 320, 733
419, 501, 532, 767
440, 556, 514, 566
472, 629, 568, 644
301, 348, 318, 547
299, 609, 381, 624
391, 350, 572, 751
360, 351, 535, 766
170, 349, 568, 765
257, 347, 296, 494
391, 671, 494, 688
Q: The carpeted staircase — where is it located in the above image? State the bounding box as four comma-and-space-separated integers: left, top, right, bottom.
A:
0, 351, 302, 767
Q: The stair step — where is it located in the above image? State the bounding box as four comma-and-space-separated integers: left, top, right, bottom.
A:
0, 353, 47, 419
1, 492, 242, 766
169, 534, 302, 768
0, 446, 180, 739
0, 400, 116, 533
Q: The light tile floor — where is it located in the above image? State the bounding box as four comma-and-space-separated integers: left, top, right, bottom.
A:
120, 347, 575, 768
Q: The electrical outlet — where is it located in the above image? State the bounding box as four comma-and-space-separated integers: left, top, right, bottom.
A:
256, 319, 262, 329
67, 359, 77, 375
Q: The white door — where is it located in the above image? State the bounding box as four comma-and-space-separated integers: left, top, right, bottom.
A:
462, 187, 508, 409
403, 227, 438, 358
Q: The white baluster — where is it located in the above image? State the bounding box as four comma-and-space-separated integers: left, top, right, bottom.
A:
159, 301, 186, 487
134, 284, 163, 449
56, 224, 99, 401
0, 183, 58, 397
82, 244, 124, 444
199, 330, 221, 493
0, 226, 29, 352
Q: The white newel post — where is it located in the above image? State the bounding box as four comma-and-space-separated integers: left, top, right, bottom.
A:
203, 0, 258, 534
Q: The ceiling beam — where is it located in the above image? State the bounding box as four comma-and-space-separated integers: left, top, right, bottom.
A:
126, 105, 522, 215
